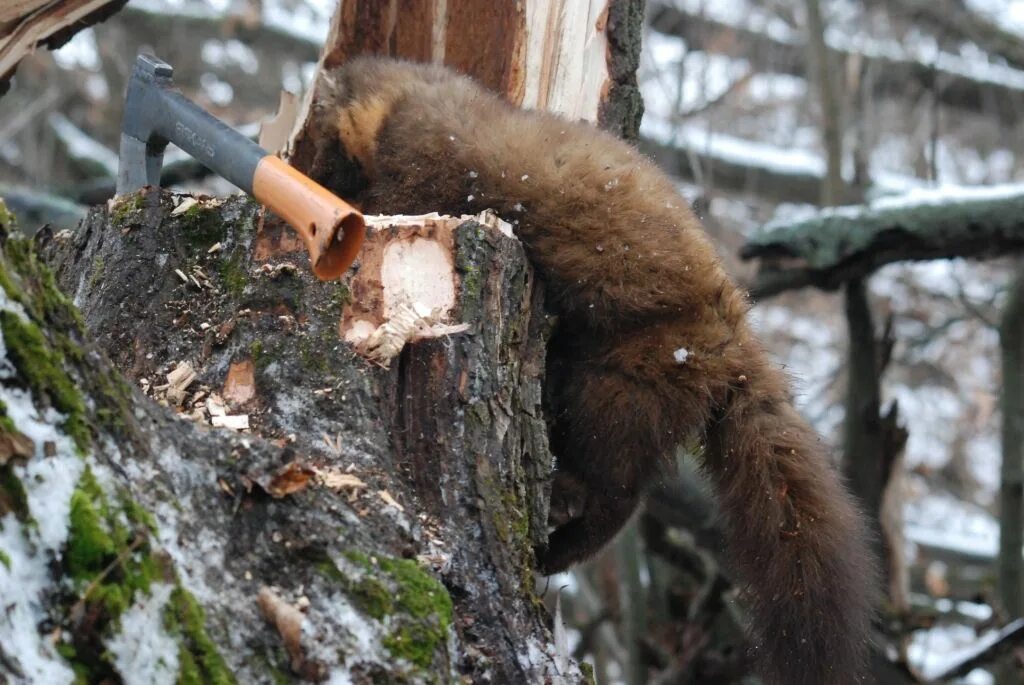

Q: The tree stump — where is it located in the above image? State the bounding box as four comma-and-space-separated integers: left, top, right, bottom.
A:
0, 192, 586, 683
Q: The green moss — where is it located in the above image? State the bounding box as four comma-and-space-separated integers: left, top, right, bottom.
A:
329, 551, 453, 670
377, 557, 453, 669
352, 576, 394, 620
165, 586, 235, 685
248, 340, 263, 366
0, 198, 15, 229
0, 399, 16, 434
0, 310, 90, 452
180, 203, 226, 251
344, 549, 373, 570
55, 643, 93, 685
1, 235, 86, 334
460, 264, 482, 300
58, 467, 177, 681
332, 282, 352, 311
110, 192, 146, 224
88, 258, 105, 289
66, 470, 116, 579
218, 254, 248, 298
0, 548, 10, 569
579, 660, 596, 684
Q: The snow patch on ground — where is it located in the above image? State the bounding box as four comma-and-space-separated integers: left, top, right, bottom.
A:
107, 583, 180, 685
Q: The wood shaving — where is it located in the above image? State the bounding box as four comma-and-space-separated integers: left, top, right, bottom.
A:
377, 490, 404, 512
317, 469, 366, 492
211, 414, 249, 431
257, 588, 310, 675
358, 301, 470, 366
171, 197, 199, 216
258, 262, 298, 279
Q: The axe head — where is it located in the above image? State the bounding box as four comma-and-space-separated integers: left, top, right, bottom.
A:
114, 53, 365, 281
116, 54, 175, 195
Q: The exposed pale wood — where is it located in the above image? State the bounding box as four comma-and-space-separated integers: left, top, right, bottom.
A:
286, 0, 639, 175
0, 0, 127, 93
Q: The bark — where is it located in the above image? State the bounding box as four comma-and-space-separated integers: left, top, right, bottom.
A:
841, 280, 887, 560
0, 0, 127, 96
0, 191, 591, 683
740, 191, 1024, 298
802, 0, 843, 207
999, 272, 1024, 618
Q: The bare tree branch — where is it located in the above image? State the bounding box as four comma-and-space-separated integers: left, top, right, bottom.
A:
648, 1, 1024, 124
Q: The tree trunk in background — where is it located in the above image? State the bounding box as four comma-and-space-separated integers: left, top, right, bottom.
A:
802, 0, 843, 207
1000, 272, 1024, 618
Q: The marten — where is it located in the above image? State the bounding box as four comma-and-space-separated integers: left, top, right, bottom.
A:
310, 57, 876, 685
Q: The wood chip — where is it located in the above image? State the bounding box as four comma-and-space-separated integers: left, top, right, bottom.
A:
165, 361, 197, 406
377, 490, 404, 512
318, 470, 366, 492
0, 429, 34, 464
211, 414, 249, 431
264, 461, 314, 498
206, 393, 227, 417
223, 359, 256, 406
171, 197, 199, 216
257, 587, 307, 673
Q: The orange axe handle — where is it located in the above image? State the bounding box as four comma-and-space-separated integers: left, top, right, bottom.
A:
253, 156, 365, 280
117, 53, 365, 280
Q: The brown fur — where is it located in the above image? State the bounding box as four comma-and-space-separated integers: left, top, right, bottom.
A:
315, 58, 876, 684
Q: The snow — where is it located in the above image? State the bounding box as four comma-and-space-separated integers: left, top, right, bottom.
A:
107, 584, 180, 685
47, 113, 120, 177
0, 291, 85, 684
904, 492, 999, 559
761, 181, 1024, 231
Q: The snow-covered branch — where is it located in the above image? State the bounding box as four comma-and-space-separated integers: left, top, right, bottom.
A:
741, 185, 1024, 297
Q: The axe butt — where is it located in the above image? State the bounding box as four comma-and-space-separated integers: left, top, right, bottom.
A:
252, 156, 365, 281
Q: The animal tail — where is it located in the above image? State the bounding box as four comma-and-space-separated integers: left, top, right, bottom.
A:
702, 337, 876, 685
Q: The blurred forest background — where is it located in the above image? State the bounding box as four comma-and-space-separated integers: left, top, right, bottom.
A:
3, 0, 1024, 683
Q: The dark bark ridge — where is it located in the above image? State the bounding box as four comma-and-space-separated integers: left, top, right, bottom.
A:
0, 192, 585, 683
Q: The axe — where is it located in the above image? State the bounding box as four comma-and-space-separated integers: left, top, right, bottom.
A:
116, 53, 364, 280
